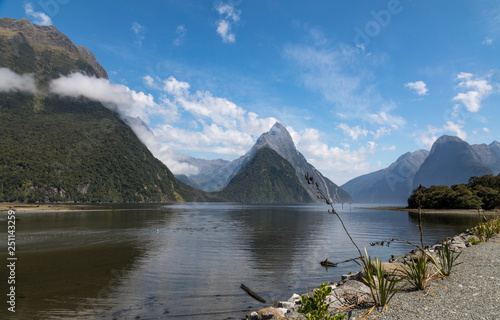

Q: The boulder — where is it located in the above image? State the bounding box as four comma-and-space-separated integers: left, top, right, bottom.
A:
329, 280, 373, 308
379, 262, 406, 277
341, 271, 364, 282
288, 293, 301, 305
257, 306, 287, 319
274, 301, 297, 310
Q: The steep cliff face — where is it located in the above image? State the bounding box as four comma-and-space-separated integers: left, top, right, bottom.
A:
470, 141, 500, 175
217, 148, 313, 203
342, 149, 429, 203
250, 123, 351, 203
413, 135, 493, 189
0, 18, 108, 83
0, 18, 210, 203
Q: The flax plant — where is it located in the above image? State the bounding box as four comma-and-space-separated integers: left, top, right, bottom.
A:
359, 248, 401, 311
472, 217, 500, 242
400, 255, 433, 290
433, 241, 462, 277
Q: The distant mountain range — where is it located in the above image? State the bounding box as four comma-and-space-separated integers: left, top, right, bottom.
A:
0, 18, 345, 204
342, 135, 500, 204
3, 18, 498, 205
341, 149, 429, 204
179, 122, 352, 203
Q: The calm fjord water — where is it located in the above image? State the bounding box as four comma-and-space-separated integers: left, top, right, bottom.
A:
1, 203, 481, 319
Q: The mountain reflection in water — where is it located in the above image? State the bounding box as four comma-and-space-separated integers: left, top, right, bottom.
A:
0, 203, 482, 319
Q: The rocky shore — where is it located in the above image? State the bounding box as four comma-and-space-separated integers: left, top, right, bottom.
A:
245, 230, 500, 320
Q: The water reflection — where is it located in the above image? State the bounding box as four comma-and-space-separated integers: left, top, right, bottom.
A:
0, 204, 484, 319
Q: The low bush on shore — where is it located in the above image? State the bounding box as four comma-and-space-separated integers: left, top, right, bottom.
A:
298, 282, 345, 320
407, 174, 500, 210
471, 217, 500, 242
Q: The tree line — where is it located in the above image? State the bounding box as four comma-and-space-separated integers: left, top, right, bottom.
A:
408, 174, 500, 210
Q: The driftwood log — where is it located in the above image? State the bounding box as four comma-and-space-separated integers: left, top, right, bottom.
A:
240, 283, 266, 303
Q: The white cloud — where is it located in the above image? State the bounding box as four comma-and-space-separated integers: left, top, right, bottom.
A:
482, 37, 493, 45
173, 25, 186, 46
294, 127, 377, 184
416, 121, 467, 149
49, 72, 160, 122
372, 126, 391, 139
284, 43, 364, 113
405, 80, 428, 96
443, 120, 467, 140
337, 123, 368, 141
24, 3, 52, 26
162, 76, 190, 96
46, 72, 379, 184
155, 75, 277, 155
483, 127, 490, 133
131, 22, 145, 46
284, 38, 406, 138
368, 111, 406, 129
215, 2, 240, 43
143, 75, 155, 87
382, 145, 396, 151
452, 72, 492, 113
0, 68, 37, 93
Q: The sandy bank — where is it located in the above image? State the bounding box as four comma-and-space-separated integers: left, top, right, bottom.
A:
0, 203, 116, 213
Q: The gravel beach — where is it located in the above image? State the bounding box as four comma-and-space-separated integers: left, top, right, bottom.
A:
349, 235, 500, 320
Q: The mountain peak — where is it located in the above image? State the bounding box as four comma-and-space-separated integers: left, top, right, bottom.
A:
256, 122, 294, 151
270, 122, 287, 133
429, 135, 465, 155
0, 17, 108, 80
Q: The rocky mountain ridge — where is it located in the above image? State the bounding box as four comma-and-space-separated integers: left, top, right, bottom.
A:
217, 147, 313, 203
180, 122, 352, 203
341, 149, 429, 204
342, 135, 500, 204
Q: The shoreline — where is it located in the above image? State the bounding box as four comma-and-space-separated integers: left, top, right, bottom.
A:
363, 206, 500, 216
0, 203, 118, 213
246, 219, 500, 320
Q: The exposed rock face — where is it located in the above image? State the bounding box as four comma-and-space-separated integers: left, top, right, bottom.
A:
249, 123, 351, 203
0, 17, 108, 84
470, 141, 500, 175
76, 45, 108, 78
217, 147, 313, 203
342, 149, 428, 203
176, 157, 231, 191
413, 135, 493, 189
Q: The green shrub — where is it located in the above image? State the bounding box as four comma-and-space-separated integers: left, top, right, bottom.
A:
298, 282, 345, 320
471, 217, 500, 242
469, 236, 480, 245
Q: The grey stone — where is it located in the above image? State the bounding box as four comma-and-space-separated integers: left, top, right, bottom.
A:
257, 306, 287, 319
341, 271, 364, 282
288, 293, 301, 304
274, 300, 296, 310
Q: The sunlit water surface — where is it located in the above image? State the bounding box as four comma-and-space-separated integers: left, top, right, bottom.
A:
0, 203, 482, 319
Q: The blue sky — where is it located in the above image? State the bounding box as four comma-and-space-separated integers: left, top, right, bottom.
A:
2, 0, 499, 184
